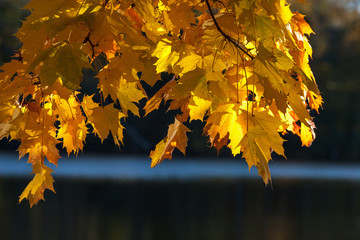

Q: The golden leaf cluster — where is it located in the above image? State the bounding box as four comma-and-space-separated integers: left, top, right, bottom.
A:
0, 0, 322, 206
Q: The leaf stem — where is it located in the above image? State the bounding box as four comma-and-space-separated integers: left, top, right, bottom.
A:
41, 90, 45, 165
236, 47, 239, 104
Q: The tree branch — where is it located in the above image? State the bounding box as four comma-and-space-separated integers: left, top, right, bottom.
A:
204, 0, 254, 60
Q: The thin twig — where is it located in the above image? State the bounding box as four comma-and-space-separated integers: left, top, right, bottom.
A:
40, 90, 45, 165
236, 45, 239, 103
204, 0, 254, 60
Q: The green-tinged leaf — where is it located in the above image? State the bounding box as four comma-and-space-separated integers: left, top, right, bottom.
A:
29, 42, 91, 91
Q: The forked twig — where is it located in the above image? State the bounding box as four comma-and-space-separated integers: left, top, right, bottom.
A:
204, 0, 254, 60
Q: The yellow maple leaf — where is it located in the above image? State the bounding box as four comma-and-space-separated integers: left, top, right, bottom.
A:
188, 95, 212, 121
116, 78, 147, 116
170, 68, 205, 100
240, 110, 286, 184
276, 0, 294, 25
174, 52, 202, 75
205, 103, 247, 156
300, 122, 315, 147
144, 77, 176, 116
83, 98, 125, 146
162, 1, 197, 35
19, 163, 55, 207
97, 52, 147, 116
151, 39, 180, 73
241, 128, 272, 185
150, 118, 190, 167
57, 118, 88, 155
18, 134, 61, 167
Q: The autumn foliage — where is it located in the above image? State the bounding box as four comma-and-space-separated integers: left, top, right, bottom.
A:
0, 0, 322, 206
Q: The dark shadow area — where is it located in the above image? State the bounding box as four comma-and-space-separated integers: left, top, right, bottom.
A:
0, 178, 357, 240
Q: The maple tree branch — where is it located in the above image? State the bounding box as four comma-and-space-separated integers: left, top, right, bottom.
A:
204, 0, 254, 60
83, 33, 99, 58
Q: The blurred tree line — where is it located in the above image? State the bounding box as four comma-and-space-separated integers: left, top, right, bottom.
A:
0, 0, 360, 161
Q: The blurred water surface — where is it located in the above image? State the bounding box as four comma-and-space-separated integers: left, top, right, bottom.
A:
1, 176, 360, 240
0, 155, 360, 240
